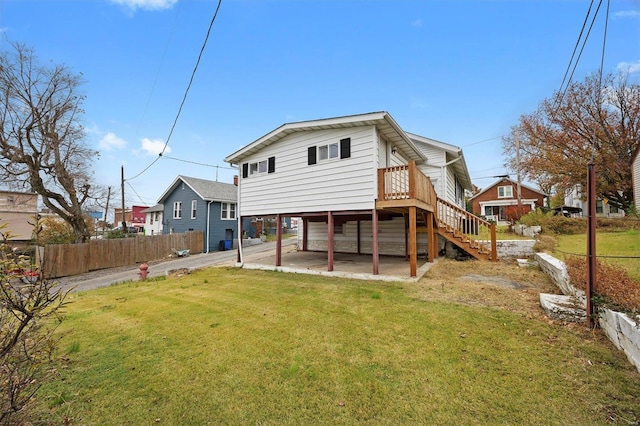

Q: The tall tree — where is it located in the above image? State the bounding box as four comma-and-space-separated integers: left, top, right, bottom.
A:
0, 42, 100, 242
502, 72, 640, 211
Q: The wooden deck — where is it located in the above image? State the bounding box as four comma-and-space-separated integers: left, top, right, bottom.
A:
376, 162, 497, 276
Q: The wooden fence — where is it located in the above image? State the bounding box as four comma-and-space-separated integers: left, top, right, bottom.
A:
40, 231, 204, 279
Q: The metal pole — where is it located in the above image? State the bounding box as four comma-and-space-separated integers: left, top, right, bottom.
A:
121, 166, 127, 232
586, 162, 597, 328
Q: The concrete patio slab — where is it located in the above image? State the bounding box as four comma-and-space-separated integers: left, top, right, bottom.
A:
240, 244, 435, 282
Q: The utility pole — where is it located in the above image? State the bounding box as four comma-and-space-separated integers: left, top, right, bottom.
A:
121, 166, 127, 232
104, 186, 111, 228
516, 134, 522, 209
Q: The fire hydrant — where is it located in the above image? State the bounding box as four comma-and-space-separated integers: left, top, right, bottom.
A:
138, 262, 149, 281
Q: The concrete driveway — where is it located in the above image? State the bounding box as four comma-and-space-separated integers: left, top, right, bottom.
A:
56, 238, 298, 293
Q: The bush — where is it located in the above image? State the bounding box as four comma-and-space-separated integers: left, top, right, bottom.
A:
534, 235, 557, 253
519, 209, 586, 235
565, 256, 640, 315
0, 224, 68, 424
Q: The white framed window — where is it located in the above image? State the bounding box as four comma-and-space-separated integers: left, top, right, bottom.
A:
497, 185, 513, 198
319, 142, 339, 161
250, 160, 268, 175
173, 201, 182, 219
150, 213, 154, 225
191, 200, 197, 219
221, 202, 237, 220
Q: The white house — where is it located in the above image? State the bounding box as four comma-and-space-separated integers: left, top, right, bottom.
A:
141, 204, 164, 236
225, 111, 496, 277
565, 184, 625, 217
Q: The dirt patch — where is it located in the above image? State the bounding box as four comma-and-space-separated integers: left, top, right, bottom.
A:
412, 258, 560, 320
461, 274, 525, 290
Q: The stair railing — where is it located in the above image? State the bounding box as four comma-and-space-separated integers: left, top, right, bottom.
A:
436, 198, 497, 260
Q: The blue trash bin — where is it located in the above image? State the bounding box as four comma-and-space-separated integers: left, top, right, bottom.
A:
223, 239, 232, 250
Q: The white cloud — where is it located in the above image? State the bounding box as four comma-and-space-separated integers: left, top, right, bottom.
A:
612, 10, 640, 18
110, 0, 178, 12
411, 18, 423, 28
617, 60, 640, 74
140, 138, 170, 156
99, 132, 127, 150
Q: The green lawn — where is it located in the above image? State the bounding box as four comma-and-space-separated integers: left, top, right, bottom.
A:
28, 267, 640, 425
554, 229, 640, 279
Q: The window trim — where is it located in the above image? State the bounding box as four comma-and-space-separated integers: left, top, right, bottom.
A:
497, 185, 513, 198
191, 200, 197, 219
318, 142, 339, 161
244, 156, 275, 177
173, 201, 182, 219
221, 202, 237, 220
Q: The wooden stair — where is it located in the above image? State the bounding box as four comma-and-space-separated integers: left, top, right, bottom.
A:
435, 198, 497, 261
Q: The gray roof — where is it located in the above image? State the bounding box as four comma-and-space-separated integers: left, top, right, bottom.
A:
141, 203, 164, 214
224, 111, 427, 165
157, 175, 237, 204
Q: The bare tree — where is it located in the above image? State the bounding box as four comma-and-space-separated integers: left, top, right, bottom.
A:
0, 42, 101, 242
502, 72, 639, 211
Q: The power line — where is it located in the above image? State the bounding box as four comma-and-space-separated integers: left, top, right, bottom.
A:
161, 155, 236, 170
461, 135, 504, 148
128, 0, 224, 182
556, 0, 604, 112
554, 0, 596, 110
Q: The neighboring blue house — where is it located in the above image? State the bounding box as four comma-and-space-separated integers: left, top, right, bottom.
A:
157, 175, 238, 252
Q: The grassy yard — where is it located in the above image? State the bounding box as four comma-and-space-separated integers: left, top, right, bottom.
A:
554, 229, 640, 279
27, 262, 640, 425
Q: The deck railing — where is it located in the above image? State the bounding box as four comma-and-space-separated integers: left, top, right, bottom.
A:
436, 198, 497, 260
377, 161, 437, 208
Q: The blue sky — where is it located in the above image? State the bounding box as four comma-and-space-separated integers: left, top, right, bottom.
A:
1, 0, 638, 212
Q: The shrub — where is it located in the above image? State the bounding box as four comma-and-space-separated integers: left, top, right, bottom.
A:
534, 235, 557, 253
518, 209, 585, 235
565, 256, 640, 315
0, 225, 67, 424
518, 208, 550, 227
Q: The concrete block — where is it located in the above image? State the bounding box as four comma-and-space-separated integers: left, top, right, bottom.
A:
539, 293, 586, 322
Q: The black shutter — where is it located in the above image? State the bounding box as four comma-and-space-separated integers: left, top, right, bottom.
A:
242, 163, 248, 178
308, 146, 317, 165
340, 138, 351, 159
268, 156, 275, 173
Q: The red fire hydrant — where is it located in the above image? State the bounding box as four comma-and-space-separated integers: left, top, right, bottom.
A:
138, 262, 149, 281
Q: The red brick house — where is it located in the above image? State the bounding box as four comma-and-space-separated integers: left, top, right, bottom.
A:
470, 177, 546, 224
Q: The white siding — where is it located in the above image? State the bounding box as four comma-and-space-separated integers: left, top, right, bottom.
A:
239, 126, 377, 216
306, 217, 431, 256
445, 167, 457, 205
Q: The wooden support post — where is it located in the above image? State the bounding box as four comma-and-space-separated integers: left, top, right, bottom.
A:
490, 223, 497, 261
327, 211, 334, 272
427, 211, 435, 262
237, 216, 243, 263
302, 218, 308, 251
409, 206, 417, 277
357, 220, 361, 255
433, 216, 439, 259
372, 209, 379, 275
404, 213, 409, 260
275, 214, 282, 267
